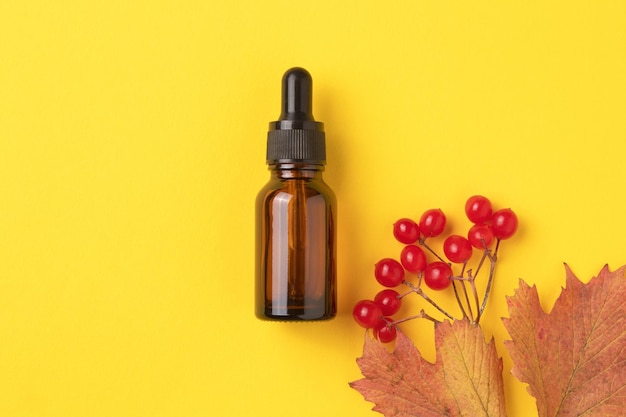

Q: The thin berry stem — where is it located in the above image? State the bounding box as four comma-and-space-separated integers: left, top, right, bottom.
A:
391, 309, 441, 325
469, 276, 481, 323
404, 280, 456, 321
461, 279, 475, 321
494, 238, 501, 257
451, 280, 469, 320
452, 274, 474, 321
460, 261, 467, 277
419, 238, 448, 264
451, 276, 473, 282
473, 247, 490, 278
454, 260, 474, 319
398, 290, 412, 299
476, 245, 498, 323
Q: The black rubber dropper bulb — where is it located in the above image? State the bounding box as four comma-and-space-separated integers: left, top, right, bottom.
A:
266, 67, 326, 164
280, 68, 314, 123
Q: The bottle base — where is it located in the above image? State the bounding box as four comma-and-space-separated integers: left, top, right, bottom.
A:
255, 306, 336, 322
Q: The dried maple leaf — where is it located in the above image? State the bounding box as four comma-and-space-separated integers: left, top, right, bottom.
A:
351, 319, 507, 417
503, 264, 626, 417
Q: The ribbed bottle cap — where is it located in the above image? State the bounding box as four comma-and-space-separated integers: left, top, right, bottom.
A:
266, 68, 326, 164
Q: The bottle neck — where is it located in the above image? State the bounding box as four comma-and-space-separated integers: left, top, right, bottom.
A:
269, 162, 325, 179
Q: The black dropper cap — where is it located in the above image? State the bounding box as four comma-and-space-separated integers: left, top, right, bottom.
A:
266, 67, 326, 165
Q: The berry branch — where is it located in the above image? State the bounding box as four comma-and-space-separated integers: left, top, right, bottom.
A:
353, 195, 518, 343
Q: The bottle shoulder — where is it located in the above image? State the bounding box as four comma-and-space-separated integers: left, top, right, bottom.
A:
256, 177, 336, 204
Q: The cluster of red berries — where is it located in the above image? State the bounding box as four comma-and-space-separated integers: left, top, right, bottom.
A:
353, 195, 518, 343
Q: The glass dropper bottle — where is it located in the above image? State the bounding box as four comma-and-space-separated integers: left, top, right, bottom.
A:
255, 67, 337, 321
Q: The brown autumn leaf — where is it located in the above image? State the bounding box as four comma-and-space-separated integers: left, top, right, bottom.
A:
351, 319, 507, 417
503, 264, 626, 417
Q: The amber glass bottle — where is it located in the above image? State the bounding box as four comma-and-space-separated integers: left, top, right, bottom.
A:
255, 68, 337, 321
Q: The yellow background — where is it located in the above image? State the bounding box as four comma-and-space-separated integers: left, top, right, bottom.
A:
1, 1, 625, 416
